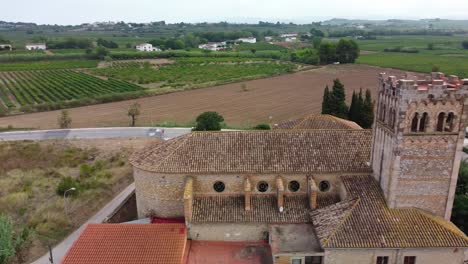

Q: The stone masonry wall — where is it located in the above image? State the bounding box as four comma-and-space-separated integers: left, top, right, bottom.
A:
325, 248, 466, 264
188, 222, 269, 241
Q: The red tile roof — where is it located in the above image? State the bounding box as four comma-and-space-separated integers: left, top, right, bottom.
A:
130, 130, 372, 174
61, 224, 187, 264
275, 114, 362, 130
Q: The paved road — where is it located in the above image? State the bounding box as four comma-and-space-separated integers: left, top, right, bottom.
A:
0, 127, 191, 141
32, 183, 136, 264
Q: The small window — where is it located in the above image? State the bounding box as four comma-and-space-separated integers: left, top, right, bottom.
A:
411, 113, 419, 132
291, 257, 303, 264
213, 181, 225, 192
288, 181, 300, 192
419, 112, 428, 132
403, 256, 416, 264
257, 181, 269, 192
319, 181, 330, 192
437, 112, 445, 132
445, 112, 454, 132
305, 256, 323, 264
376, 256, 389, 264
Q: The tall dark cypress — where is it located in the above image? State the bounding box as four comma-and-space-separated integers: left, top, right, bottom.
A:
330, 79, 348, 119
321, 85, 331, 114
361, 89, 374, 128
348, 91, 357, 120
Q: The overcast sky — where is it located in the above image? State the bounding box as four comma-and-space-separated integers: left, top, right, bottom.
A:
3, 0, 468, 25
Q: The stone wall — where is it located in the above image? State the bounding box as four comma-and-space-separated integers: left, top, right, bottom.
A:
325, 248, 466, 264
134, 168, 342, 219
188, 222, 269, 241
106, 192, 137, 223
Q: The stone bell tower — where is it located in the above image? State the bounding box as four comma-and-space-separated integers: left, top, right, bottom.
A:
371, 72, 468, 220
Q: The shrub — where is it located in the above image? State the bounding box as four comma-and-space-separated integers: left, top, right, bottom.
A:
193, 111, 225, 131
56, 176, 79, 196
0, 214, 15, 264
462, 41, 468, 50
253, 124, 271, 130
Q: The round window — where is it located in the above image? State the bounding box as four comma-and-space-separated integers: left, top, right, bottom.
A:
288, 181, 300, 192
257, 181, 269, 192
213, 181, 225, 192
319, 181, 330, 192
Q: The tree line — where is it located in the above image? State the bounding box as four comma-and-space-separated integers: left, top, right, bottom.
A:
321, 79, 373, 128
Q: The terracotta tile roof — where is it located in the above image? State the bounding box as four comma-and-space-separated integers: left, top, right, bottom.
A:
192, 193, 339, 223
313, 175, 468, 248
130, 130, 372, 173
61, 224, 187, 264
275, 114, 362, 130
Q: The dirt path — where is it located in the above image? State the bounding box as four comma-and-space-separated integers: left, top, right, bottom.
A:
0, 64, 416, 129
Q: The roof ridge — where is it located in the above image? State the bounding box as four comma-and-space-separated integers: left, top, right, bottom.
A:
293, 114, 325, 129
153, 133, 193, 171
322, 198, 361, 247
417, 209, 468, 242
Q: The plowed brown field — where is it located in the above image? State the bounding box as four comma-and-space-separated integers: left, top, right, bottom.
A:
0, 64, 415, 129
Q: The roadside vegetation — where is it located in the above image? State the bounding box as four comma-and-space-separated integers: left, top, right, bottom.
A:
0, 140, 138, 263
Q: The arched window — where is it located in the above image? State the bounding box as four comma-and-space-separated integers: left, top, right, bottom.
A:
411, 113, 419, 132
437, 112, 446, 132
388, 108, 393, 126
445, 112, 455, 132
419, 112, 428, 132
382, 104, 386, 123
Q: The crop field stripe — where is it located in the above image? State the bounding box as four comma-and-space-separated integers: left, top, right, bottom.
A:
10, 72, 52, 103
0, 73, 27, 106
64, 71, 119, 94
8, 72, 45, 104
26, 71, 74, 100
0, 78, 16, 108
2, 72, 36, 105
13, 72, 55, 103
42, 70, 97, 98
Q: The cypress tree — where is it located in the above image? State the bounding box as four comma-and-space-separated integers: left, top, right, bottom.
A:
348, 91, 357, 121
321, 85, 331, 114
361, 89, 374, 128
330, 79, 348, 119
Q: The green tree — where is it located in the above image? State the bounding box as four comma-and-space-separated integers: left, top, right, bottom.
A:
127, 102, 141, 127
0, 214, 15, 264
329, 79, 348, 119
321, 85, 331, 114
253, 124, 271, 130
318, 42, 337, 64
312, 37, 322, 49
58, 110, 72, 129
336, 39, 360, 64
427, 43, 435, 50
452, 161, 468, 232
193, 111, 224, 131
94, 46, 109, 60
348, 91, 358, 121
462, 41, 468, 50
360, 89, 374, 128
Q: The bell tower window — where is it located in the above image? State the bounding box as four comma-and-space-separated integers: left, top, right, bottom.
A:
445, 112, 454, 132
411, 113, 419, 132
419, 112, 428, 132
436, 112, 446, 132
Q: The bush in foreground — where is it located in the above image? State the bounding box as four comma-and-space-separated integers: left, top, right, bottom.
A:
193, 112, 224, 131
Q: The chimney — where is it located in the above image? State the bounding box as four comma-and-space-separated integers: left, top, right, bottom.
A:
244, 177, 252, 211
308, 176, 318, 210
276, 176, 284, 212
183, 177, 194, 222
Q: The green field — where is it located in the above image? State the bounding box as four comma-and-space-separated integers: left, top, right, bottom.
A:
0, 60, 98, 71
356, 35, 468, 77
0, 70, 142, 111
91, 58, 296, 86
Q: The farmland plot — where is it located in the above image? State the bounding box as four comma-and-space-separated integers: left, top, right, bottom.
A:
0, 70, 142, 109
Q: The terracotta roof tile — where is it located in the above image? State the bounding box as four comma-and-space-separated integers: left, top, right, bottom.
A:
61, 224, 186, 264
192, 193, 339, 223
275, 114, 362, 130
315, 175, 468, 248
130, 130, 372, 174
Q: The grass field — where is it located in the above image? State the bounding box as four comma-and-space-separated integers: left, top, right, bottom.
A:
0, 60, 98, 71
0, 70, 142, 110
90, 58, 296, 86
356, 35, 468, 77
0, 138, 156, 263
0, 64, 412, 129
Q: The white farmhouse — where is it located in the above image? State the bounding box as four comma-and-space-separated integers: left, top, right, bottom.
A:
198, 42, 226, 51
135, 43, 161, 52
25, 43, 46, 50
0, 44, 12, 51
236, 37, 256, 44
